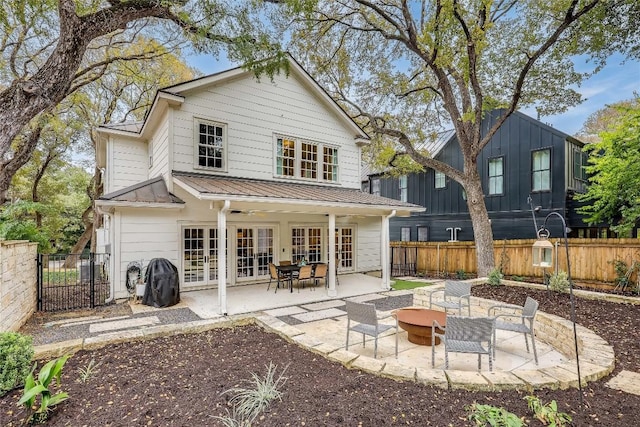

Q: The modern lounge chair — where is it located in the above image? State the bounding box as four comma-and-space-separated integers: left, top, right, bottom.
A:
345, 300, 398, 358
488, 296, 539, 364
432, 315, 495, 371
428, 280, 471, 315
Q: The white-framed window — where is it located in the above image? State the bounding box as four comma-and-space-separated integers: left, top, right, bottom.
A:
417, 226, 428, 242
291, 226, 323, 263
435, 171, 446, 189
323, 146, 338, 182
195, 119, 226, 170
400, 227, 411, 242
532, 148, 551, 191
488, 157, 504, 195
275, 135, 338, 182
399, 175, 408, 202
371, 178, 380, 196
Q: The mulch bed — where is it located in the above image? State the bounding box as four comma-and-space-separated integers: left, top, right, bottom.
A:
2, 284, 639, 426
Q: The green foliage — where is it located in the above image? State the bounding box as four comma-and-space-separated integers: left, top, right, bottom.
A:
0, 332, 34, 397
18, 355, 71, 424
456, 269, 467, 280
577, 98, 640, 235
488, 268, 504, 286
77, 359, 101, 383
549, 271, 570, 293
510, 276, 526, 282
0, 201, 51, 252
466, 403, 523, 427
524, 395, 572, 426
214, 362, 288, 426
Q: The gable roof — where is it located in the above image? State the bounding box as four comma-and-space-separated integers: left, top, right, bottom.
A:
97, 54, 369, 145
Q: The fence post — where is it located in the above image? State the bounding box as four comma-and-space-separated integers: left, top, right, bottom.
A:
36, 253, 43, 311
89, 252, 95, 308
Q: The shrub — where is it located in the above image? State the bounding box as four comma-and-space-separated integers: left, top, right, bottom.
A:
524, 395, 572, 426
456, 269, 467, 280
488, 268, 504, 286
0, 332, 34, 396
549, 270, 570, 293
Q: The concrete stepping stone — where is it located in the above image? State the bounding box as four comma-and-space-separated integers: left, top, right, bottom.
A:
606, 370, 640, 396
291, 308, 346, 323
89, 316, 160, 333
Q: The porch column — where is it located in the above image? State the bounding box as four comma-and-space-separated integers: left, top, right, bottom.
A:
381, 210, 396, 290
217, 200, 230, 315
328, 213, 337, 297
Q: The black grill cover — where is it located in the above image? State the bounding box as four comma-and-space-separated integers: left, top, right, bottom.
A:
142, 258, 180, 308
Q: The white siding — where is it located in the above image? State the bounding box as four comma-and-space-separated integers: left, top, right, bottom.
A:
107, 137, 148, 193
149, 110, 170, 179
355, 218, 383, 271
171, 72, 361, 189
114, 209, 180, 299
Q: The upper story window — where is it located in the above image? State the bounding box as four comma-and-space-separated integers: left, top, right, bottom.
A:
196, 119, 226, 170
435, 171, 446, 189
417, 226, 428, 242
371, 178, 380, 195
276, 135, 338, 183
323, 146, 338, 182
399, 175, 408, 202
488, 157, 504, 195
573, 148, 588, 182
532, 148, 551, 191
400, 227, 411, 242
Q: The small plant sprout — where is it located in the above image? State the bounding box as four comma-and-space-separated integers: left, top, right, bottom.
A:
466, 403, 523, 427
18, 354, 71, 424
524, 395, 572, 426
77, 359, 101, 383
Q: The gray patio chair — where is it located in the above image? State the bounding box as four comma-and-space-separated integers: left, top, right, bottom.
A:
432, 315, 495, 371
488, 296, 539, 364
428, 281, 471, 315
345, 300, 398, 358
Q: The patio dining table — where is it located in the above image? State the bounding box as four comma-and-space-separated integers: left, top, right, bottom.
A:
276, 264, 300, 293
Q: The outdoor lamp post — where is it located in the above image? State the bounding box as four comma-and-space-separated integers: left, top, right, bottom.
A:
533, 211, 583, 406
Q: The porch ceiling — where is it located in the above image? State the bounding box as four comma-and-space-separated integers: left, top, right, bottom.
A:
172, 171, 424, 217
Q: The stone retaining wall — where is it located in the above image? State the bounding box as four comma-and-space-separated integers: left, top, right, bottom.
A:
0, 240, 38, 332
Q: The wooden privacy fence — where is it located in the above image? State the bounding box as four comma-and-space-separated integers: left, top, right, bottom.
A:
391, 238, 640, 284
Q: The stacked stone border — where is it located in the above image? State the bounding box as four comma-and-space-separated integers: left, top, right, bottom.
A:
32, 283, 619, 392
1, 240, 38, 332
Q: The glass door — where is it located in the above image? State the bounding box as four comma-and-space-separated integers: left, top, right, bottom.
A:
183, 226, 226, 287
236, 227, 274, 281
291, 227, 323, 263
335, 227, 354, 272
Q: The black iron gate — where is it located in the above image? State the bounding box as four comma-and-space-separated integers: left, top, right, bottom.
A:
37, 253, 111, 311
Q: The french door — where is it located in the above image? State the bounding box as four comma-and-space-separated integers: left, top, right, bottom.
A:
183, 226, 224, 287
291, 227, 323, 263
236, 227, 274, 281
335, 226, 354, 272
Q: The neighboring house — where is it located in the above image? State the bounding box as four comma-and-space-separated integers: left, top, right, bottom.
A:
95, 55, 423, 313
363, 109, 606, 243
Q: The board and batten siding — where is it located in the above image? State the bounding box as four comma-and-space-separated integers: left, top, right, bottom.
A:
114, 209, 180, 298
171, 72, 362, 189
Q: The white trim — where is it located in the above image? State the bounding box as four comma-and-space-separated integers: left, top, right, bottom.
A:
94, 201, 185, 210
193, 117, 228, 173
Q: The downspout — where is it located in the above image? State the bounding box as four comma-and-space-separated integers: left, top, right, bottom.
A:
95, 205, 115, 303
381, 210, 397, 290
217, 200, 230, 315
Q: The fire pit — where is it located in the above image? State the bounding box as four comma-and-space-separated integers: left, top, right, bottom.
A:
394, 307, 446, 346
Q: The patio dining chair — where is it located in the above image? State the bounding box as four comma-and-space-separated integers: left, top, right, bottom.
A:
267, 263, 290, 293
428, 280, 471, 315
432, 315, 495, 371
296, 265, 314, 291
488, 296, 539, 364
345, 300, 398, 358
313, 263, 328, 288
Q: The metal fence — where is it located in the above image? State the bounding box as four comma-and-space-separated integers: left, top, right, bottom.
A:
37, 253, 111, 311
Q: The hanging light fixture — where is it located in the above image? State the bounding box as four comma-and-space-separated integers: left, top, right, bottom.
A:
532, 228, 553, 268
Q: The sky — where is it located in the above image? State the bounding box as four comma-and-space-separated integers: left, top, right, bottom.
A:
187, 51, 640, 137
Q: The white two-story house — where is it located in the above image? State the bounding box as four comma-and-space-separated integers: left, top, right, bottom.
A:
95, 55, 423, 314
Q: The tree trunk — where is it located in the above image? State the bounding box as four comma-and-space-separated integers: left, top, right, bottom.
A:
464, 167, 495, 277
62, 204, 93, 269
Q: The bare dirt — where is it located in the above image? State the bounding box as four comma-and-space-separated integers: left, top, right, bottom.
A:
1, 284, 639, 426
